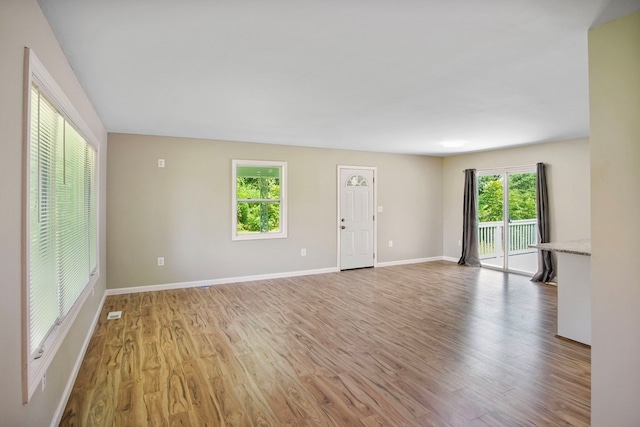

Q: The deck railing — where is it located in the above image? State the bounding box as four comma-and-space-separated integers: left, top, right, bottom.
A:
478, 219, 537, 257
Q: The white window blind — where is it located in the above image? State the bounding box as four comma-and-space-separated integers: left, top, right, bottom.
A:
28, 85, 97, 359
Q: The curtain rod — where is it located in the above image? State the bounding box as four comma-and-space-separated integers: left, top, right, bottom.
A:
462, 163, 540, 173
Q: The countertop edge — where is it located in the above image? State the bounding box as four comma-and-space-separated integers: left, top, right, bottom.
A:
529, 240, 591, 256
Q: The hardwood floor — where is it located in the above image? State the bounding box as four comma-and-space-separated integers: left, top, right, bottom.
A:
61, 261, 590, 426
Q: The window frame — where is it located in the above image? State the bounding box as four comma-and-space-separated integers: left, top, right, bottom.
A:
231, 160, 288, 240
475, 166, 537, 274
22, 48, 101, 403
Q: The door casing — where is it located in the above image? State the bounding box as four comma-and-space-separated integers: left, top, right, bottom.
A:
477, 166, 537, 274
337, 165, 377, 270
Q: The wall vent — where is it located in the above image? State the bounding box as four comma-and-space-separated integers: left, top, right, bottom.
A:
107, 311, 122, 320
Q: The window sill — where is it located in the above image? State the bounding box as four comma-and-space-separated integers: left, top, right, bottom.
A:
232, 232, 288, 241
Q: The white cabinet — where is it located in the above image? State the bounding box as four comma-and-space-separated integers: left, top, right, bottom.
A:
557, 252, 591, 345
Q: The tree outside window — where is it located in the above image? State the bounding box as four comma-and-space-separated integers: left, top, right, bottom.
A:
232, 161, 287, 240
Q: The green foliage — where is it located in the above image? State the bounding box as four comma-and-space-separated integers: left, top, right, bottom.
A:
236, 177, 280, 199
507, 173, 537, 221
478, 175, 503, 222
477, 173, 536, 222
236, 177, 280, 233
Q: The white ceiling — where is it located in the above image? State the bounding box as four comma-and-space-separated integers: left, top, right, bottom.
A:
38, 0, 639, 155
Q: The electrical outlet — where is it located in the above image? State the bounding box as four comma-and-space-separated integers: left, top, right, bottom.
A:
301, 248, 306, 256
388, 240, 393, 247
158, 159, 165, 168
157, 257, 165, 266
458, 240, 462, 246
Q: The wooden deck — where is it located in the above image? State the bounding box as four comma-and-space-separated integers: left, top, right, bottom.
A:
61, 261, 590, 426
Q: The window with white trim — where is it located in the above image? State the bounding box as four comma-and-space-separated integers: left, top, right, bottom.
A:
232, 160, 287, 240
23, 49, 99, 402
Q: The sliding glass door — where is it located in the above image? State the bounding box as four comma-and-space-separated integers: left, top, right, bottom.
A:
477, 169, 537, 274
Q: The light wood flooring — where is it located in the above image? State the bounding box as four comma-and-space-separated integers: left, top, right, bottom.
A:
61, 261, 591, 426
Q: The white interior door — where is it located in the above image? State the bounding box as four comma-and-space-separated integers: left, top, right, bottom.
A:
339, 168, 374, 270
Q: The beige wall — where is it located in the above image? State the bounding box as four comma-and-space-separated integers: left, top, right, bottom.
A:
107, 134, 443, 289
589, 12, 640, 426
5, 3, 633, 425
0, 0, 107, 424
442, 138, 591, 260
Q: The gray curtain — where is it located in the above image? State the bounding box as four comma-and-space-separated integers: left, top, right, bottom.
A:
531, 162, 556, 282
458, 169, 481, 267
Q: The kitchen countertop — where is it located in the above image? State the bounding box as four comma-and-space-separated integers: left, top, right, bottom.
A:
529, 239, 591, 256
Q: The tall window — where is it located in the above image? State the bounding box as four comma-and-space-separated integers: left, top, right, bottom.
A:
476, 168, 537, 274
24, 49, 99, 402
232, 160, 287, 240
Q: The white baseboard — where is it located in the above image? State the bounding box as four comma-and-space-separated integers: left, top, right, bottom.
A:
442, 256, 459, 263
51, 291, 107, 427
105, 267, 340, 296
105, 257, 464, 296
376, 256, 444, 268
